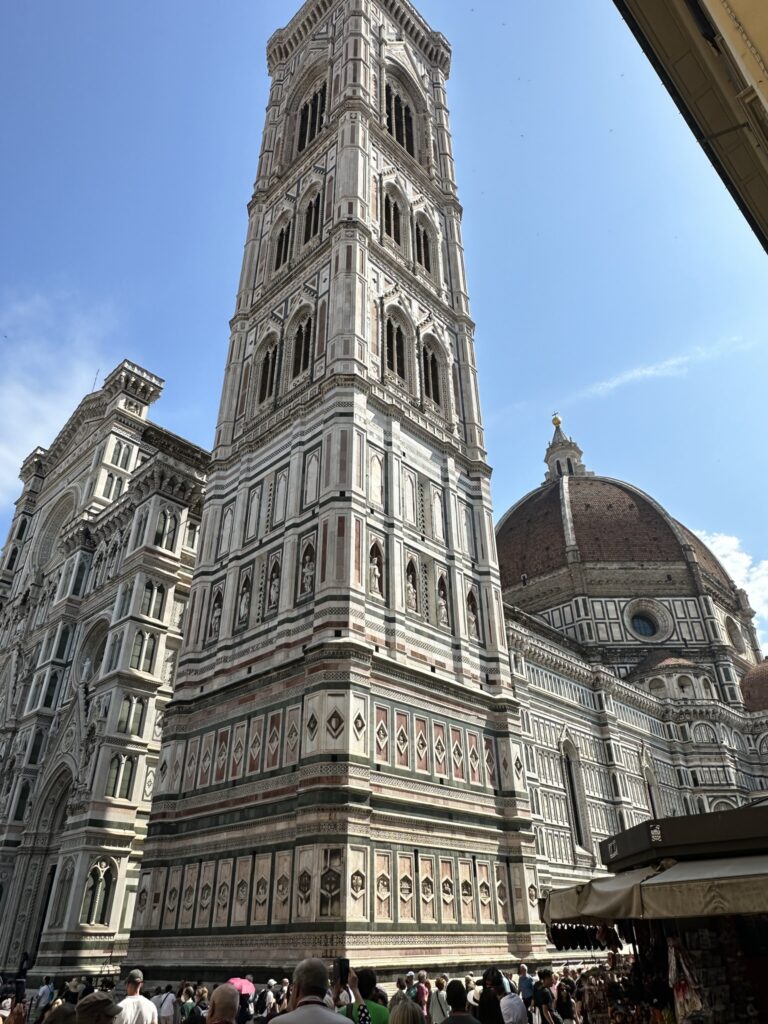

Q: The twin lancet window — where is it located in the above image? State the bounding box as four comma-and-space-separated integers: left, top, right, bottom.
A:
304, 194, 321, 244
385, 83, 415, 157
384, 195, 402, 246
292, 317, 313, 378
274, 223, 291, 272
385, 318, 406, 381
297, 82, 327, 153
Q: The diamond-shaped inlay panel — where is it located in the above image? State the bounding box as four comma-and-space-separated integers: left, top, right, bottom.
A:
375, 721, 388, 749
327, 709, 344, 739
434, 736, 446, 764
452, 741, 464, 767
416, 732, 428, 758
286, 722, 299, 752
268, 727, 280, 755
514, 755, 524, 777
306, 712, 318, 740
396, 727, 409, 754
353, 711, 366, 738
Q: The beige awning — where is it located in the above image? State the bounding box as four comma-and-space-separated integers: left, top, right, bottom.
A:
543, 856, 768, 924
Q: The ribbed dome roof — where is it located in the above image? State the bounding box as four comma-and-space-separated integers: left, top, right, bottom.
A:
741, 661, 768, 712
497, 474, 732, 592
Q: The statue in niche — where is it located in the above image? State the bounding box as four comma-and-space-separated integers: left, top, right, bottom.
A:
437, 581, 449, 626
301, 552, 315, 595
268, 567, 280, 609
406, 566, 417, 611
238, 580, 251, 625
209, 600, 222, 640
369, 548, 383, 596
467, 599, 479, 638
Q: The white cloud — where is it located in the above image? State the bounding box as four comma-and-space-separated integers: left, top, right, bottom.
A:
0, 290, 117, 519
694, 529, 768, 652
579, 336, 751, 399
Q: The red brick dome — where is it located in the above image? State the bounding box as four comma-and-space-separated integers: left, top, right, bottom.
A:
740, 661, 768, 712
496, 474, 734, 595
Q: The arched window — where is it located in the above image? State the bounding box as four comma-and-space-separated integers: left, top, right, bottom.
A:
258, 345, 278, 404
141, 581, 154, 616
385, 82, 415, 157
236, 362, 251, 419
103, 473, 114, 499
111, 439, 123, 465
154, 510, 178, 551
15, 518, 28, 541
6, 547, 18, 572
566, 457, 574, 474
120, 444, 131, 470
273, 222, 292, 272
119, 757, 135, 800
303, 194, 321, 244
42, 672, 59, 708
292, 316, 313, 378
107, 631, 123, 673
14, 780, 30, 821
142, 634, 156, 673
106, 756, 121, 796
563, 746, 587, 848
130, 632, 144, 670
117, 697, 131, 733
114, 477, 124, 499
130, 698, 146, 736
80, 860, 116, 925
415, 222, 432, 273
133, 507, 148, 550
72, 557, 88, 596
385, 318, 407, 381
297, 80, 327, 153
422, 346, 441, 406
28, 731, 44, 765
152, 584, 165, 619
49, 858, 74, 928
384, 194, 402, 246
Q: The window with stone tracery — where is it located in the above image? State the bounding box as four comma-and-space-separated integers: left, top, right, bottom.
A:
154, 509, 178, 551
297, 81, 327, 154
80, 859, 116, 925
421, 345, 441, 407
303, 194, 321, 244
415, 221, 432, 273
385, 82, 415, 157
257, 344, 278, 404
384, 194, 402, 246
292, 316, 313, 378
273, 222, 292, 272
385, 317, 407, 382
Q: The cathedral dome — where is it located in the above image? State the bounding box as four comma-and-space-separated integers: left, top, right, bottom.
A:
740, 661, 768, 711
496, 418, 735, 605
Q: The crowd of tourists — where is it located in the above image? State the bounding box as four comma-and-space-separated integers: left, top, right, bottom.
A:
11, 962, 589, 1024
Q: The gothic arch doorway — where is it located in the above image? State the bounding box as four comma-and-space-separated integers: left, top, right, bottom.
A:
27, 768, 73, 966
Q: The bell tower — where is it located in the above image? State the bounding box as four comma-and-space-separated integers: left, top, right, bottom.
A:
128, 0, 541, 973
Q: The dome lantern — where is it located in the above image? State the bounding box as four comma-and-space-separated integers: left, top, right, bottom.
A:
544, 414, 589, 482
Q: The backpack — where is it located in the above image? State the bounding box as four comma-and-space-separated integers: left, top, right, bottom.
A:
254, 991, 269, 1017
407, 985, 419, 1002
236, 994, 252, 1024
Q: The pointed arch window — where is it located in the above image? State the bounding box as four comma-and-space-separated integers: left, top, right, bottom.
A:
273, 223, 292, 272
49, 858, 74, 928
6, 547, 18, 572
422, 346, 441, 406
304, 194, 321, 244
119, 756, 135, 799
120, 444, 132, 470
415, 222, 432, 273
28, 730, 45, 765
130, 631, 156, 673
154, 510, 178, 551
80, 859, 116, 925
129, 698, 146, 735
106, 755, 121, 796
563, 746, 587, 848
13, 780, 30, 822
292, 316, 313, 378
258, 345, 278, 404
42, 671, 60, 709
103, 473, 114, 499
72, 557, 88, 596
385, 318, 407, 381
117, 697, 131, 733
297, 81, 327, 153
236, 361, 251, 419
15, 517, 28, 541
385, 83, 415, 157
384, 194, 402, 246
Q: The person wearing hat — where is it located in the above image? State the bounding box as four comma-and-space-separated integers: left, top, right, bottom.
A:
119, 971, 157, 1024
76, 992, 122, 1024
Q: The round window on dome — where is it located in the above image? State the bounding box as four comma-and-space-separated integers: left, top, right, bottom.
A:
631, 613, 657, 637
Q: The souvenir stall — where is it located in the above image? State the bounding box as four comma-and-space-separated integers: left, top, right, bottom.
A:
541, 801, 768, 1024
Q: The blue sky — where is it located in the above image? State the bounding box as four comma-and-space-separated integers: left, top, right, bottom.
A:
1, 0, 766, 641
